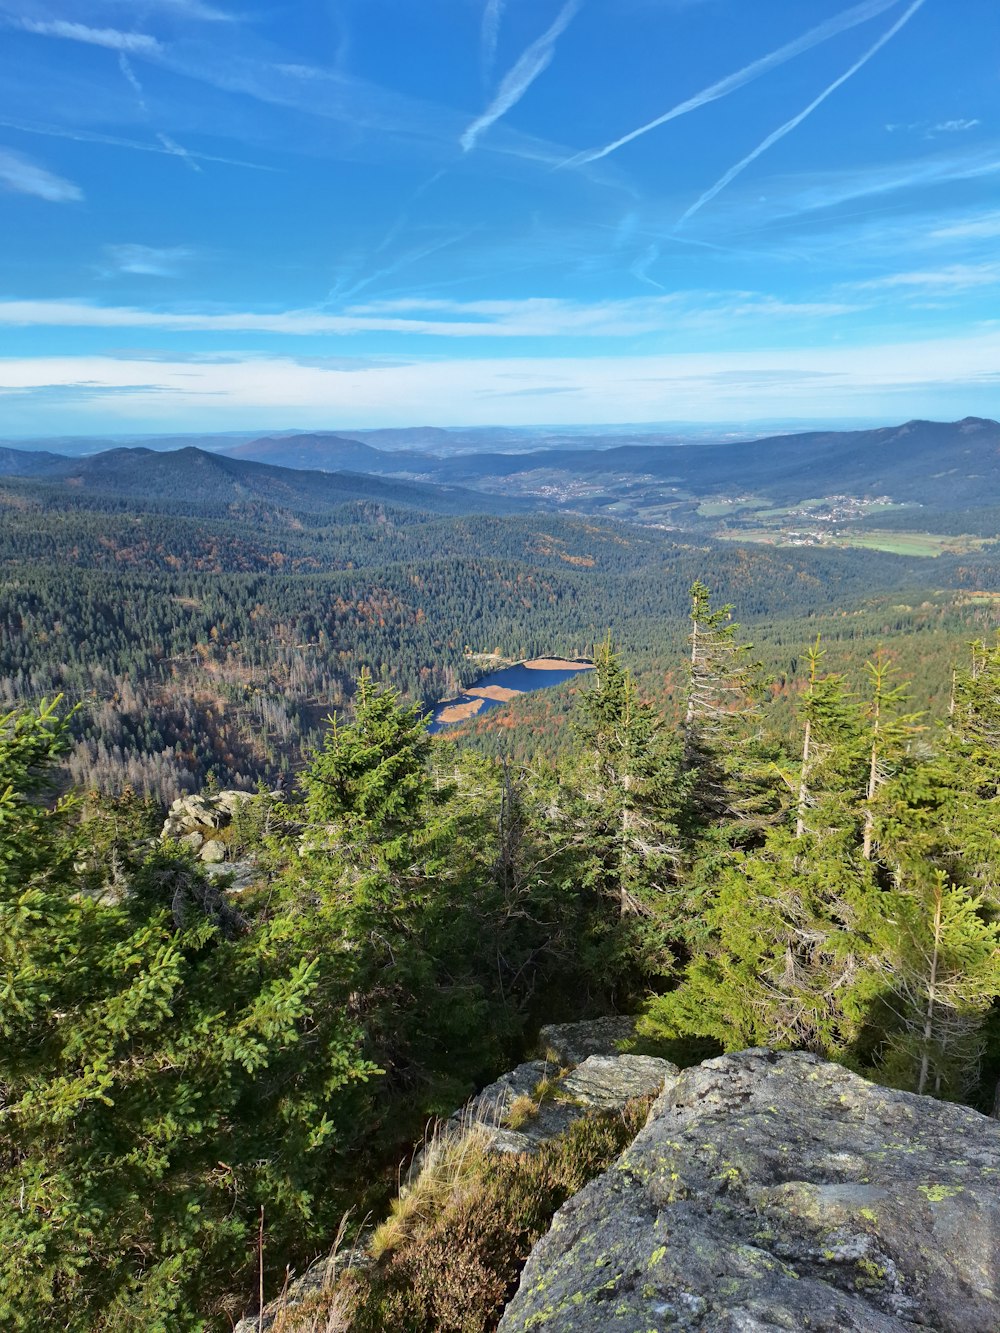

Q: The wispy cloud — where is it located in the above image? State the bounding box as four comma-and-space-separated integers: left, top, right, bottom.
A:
114, 49, 204, 172
0, 292, 860, 339
16, 19, 163, 55
568, 0, 905, 166
725, 146, 1000, 234
929, 212, 1000, 242
461, 0, 579, 152
0, 147, 82, 201
676, 0, 927, 227
118, 53, 148, 112
887, 117, 981, 135
7, 328, 1000, 429
99, 244, 194, 277
630, 243, 664, 290
854, 262, 1000, 293
327, 230, 471, 305
114, 0, 237, 19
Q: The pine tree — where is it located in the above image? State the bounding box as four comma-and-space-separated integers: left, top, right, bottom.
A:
301, 668, 432, 865
944, 636, 1000, 901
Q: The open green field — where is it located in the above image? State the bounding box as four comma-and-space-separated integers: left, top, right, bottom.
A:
711, 525, 991, 558
834, 530, 990, 557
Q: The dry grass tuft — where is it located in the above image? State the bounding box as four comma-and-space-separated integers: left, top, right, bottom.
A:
369, 1124, 490, 1260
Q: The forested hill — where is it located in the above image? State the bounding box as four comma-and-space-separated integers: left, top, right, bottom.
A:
0, 446, 67, 476
0, 446, 537, 517
223, 432, 431, 474
2, 420, 999, 801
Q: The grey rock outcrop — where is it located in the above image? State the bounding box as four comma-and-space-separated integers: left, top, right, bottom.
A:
199, 838, 226, 864
499, 1048, 1000, 1333
442, 1052, 676, 1159
405, 1024, 675, 1176
161, 788, 280, 842
160, 789, 282, 886
539, 1016, 636, 1066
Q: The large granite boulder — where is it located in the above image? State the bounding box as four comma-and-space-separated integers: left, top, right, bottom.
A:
499, 1048, 1000, 1333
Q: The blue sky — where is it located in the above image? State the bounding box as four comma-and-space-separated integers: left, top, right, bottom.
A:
1, 0, 999, 434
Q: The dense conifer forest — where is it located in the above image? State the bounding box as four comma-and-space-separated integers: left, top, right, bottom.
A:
3, 476, 999, 798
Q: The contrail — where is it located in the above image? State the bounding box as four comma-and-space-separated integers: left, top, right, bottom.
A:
118, 53, 149, 113
568, 0, 905, 166
158, 133, 204, 173
676, 0, 926, 227
120, 52, 203, 172
481, 0, 505, 80
630, 244, 665, 291
327, 230, 470, 305
462, 0, 578, 153
0, 116, 277, 170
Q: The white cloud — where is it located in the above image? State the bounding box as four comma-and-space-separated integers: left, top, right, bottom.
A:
16, 19, 163, 55
0, 147, 82, 201
5, 329, 1000, 426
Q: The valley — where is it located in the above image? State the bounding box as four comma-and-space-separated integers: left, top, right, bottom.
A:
1, 414, 998, 799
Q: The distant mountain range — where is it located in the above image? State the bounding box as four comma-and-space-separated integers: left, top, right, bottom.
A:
2, 417, 998, 519
0, 445, 537, 518
219, 416, 1000, 511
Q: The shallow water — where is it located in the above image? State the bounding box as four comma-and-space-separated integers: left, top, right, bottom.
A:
429, 658, 593, 732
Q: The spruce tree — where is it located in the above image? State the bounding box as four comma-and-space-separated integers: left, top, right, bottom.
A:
0, 702, 378, 1329
682, 581, 778, 839
574, 635, 685, 923
869, 870, 1000, 1099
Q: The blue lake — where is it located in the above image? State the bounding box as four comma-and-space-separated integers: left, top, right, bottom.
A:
428, 658, 594, 733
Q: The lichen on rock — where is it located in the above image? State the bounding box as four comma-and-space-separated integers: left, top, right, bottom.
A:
499, 1048, 1000, 1332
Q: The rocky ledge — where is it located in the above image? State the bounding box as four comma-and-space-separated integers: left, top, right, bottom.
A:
499, 1048, 1000, 1333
